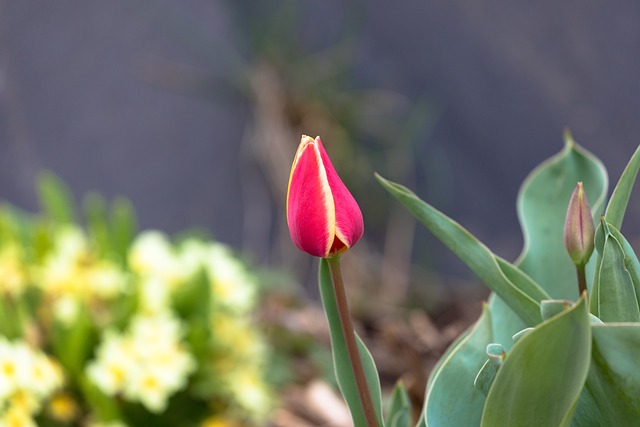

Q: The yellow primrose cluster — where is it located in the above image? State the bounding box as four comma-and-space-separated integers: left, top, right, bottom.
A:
0, 338, 63, 427
0, 198, 272, 426
127, 232, 272, 420
36, 227, 127, 324
87, 312, 196, 413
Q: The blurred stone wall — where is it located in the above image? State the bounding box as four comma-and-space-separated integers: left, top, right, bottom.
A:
2, 1, 640, 274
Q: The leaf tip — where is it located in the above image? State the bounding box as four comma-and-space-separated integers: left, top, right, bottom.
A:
563, 128, 576, 149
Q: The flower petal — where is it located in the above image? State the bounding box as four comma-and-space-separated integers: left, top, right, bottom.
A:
315, 137, 364, 252
287, 139, 336, 257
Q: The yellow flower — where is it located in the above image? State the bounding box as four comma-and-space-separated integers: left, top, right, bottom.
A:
0, 406, 37, 427
47, 393, 79, 423
200, 417, 238, 427
87, 312, 195, 413
0, 245, 28, 297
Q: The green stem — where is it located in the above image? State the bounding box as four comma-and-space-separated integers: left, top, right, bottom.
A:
326, 256, 378, 427
576, 264, 587, 297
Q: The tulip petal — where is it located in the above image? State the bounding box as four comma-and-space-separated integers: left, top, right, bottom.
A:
287, 139, 336, 257
315, 137, 364, 251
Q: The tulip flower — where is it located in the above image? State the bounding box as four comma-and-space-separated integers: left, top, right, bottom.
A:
288, 136, 377, 426
286, 135, 364, 258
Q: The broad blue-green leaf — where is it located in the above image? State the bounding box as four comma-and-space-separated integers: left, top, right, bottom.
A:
541, 300, 572, 321
494, 135, 607, 353
572, 324, 640, 426
481, 296, 591, 427
516, 134, 608, 300
595, 223, 640, 322
376, 174, 546, 326
590, 144, 640, 312
318, 259, 383, 427
474, 344, 504, 397
603, 144, 640, 229
37, 171, 76, 224
590, 226, 606, 315
424, 305, 493, 427
487, 294, 525, 351
385, 381, 411, 427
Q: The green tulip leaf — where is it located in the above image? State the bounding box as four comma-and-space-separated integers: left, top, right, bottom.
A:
318, 259, 383, 427
385, 381, 411, 427
572, 324, 640, 426
593, 222, 640, 322
541, 300, 572, 321
590, 143, 640, 312
490, 135, 607, 353
603, 144, 640, 230
511, 327, 534, 343
423, 304, 493, 427
481, 296, 591, 427
376, 174, 546, 326
516, 133, 608, 300
474, 356, 502, 397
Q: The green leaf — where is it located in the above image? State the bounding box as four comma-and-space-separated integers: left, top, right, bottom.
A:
424, 304, 493, 427
78, 374, 122, 422
484, 139, 607, 355
541, 300, 572, 321
594, 222, 640, 322
385, 381, 411, 427
37, 171, 76, 224
84, 192, 111, 256
572, 325, 640, 426
481, 296, 591, 427
51, 304, 97, 378
474, 351, 503, 398
111, 197, 137, 261
318, 259, 383, 427
516, 135, 608, 300
486, 294, 526, 352
376, 174, 546, 326
603, 144, 640, 229
590, 143, 640, 312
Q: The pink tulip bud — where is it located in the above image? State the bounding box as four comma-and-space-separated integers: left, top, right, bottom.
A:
286, 135, 364, 258
564, 182, 595, 266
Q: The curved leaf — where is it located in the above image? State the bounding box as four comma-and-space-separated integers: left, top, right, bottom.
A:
516, 135, 608, 300
386, 381, 411, 427
572, 324, 640, 426
318, 259, 383, 427
603, 144, 640, 229
424, 305, 493, 427
481, 296, 591, 427
595, 223, 640, 322
376, 174, 546, 326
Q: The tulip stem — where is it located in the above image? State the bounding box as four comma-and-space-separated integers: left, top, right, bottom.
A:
327, 256, 378, 427
576, 264, 587, 297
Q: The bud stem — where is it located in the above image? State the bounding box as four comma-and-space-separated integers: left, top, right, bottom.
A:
576, 264, 587, 297
326, 256, 378, 427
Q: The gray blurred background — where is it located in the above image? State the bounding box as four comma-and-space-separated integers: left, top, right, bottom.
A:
2, 1, 640, 291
